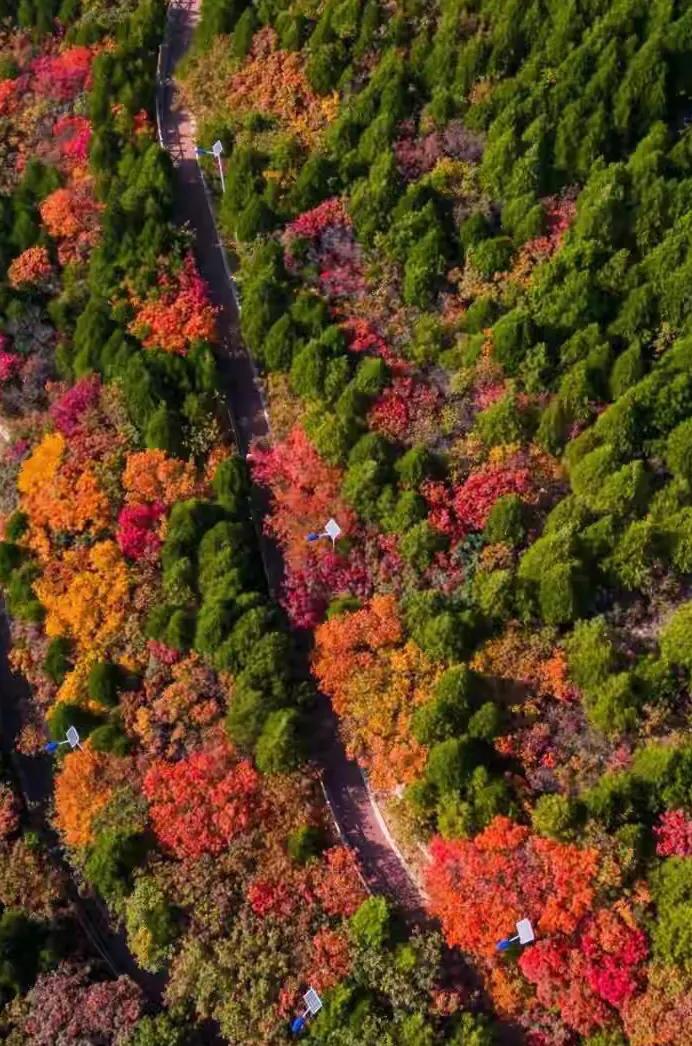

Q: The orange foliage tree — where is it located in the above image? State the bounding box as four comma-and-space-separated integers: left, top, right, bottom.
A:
7, 245, 54, 289
471, 624, 577, 703
425, 816, 600, 958
310, 845, 367, 917
17, 431, 112, 557
622, 963, 692, 1045
227, 28, 338, 144
122, 449, 202, 506
39, 179, 101, 265
128, 254, 217, 355
54, 748, 117, 847
128, 653, 226, 758
313, 595, 438, 789
306, 927, 352, 993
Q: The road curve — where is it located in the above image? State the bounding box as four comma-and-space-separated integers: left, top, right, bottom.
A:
158, 0, 425, 916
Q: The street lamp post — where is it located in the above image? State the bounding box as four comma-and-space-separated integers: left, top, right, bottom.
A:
290, 987, 323, 1036
306, 518, 342, 549
195, 139, 225, 193
44, 726, 82, 755
496, 917, 535, 952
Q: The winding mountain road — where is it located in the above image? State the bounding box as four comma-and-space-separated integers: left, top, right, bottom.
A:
158, 0, 425, 916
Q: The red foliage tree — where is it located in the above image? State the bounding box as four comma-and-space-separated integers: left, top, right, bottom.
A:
24, 964, 143, 1045
52, 114, 92, 171
49, 374, 101, 436
283, 200, 366, 301
307, 926, 352, 992
310, 845, 367, 917
246, 875, 297, 919
116, 501, 165, 560
518, 907, 647, 1034
424, 459, 534, 541
425, 817, 600, 958
285, 197, 350, 241
654, 808, 692, 857
518, 938, 612, 1035
281, 547, 371, 628
368, 377, 442, 442
143, 742, 264, 859
251, 426, 356, 569
580, 907, 647, 1007
393, 118, 484, 180
0, 349, 23, 384
0, 78, 16, 115
30, 46, 94, 102
340, 317, 405, 371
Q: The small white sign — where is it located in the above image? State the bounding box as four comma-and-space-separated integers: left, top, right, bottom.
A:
66, 726, 80, 749
211, 139, 224, 158
516, 918, 535, 945
303, 988, 322, 1015
324, 518, 342, 542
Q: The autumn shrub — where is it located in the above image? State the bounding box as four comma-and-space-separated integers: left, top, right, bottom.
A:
84, 829, 149, 911
48, 702, 104, 743
660, 602, 692, 672
287, 824, 326, 865
649, 857, 692, 967
254, 708, 304, 773
484, 493, 527, 546
531, 793, 580, 841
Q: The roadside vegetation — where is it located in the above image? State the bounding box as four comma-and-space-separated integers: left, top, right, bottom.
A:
1, 0, 692, 1043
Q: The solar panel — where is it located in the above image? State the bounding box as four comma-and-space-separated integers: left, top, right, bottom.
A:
516, 918, 535, 944
66, 726, 80, 749
303, 988, 322, 1015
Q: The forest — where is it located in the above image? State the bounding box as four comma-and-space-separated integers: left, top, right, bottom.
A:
0, 0, 691, 1042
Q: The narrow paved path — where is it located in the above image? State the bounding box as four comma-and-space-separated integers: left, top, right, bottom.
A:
158, 0, 424, 916
0, 608, 165, 1003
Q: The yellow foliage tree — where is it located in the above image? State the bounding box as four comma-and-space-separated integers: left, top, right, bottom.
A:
34, 540, 130, 653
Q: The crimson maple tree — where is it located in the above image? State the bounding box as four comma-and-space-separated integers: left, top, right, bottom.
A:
425, 816, 600, 957
142, 741, 264, 859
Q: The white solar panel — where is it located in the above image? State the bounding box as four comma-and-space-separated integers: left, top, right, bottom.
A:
517, 918, 535, 944
303, 988, 322, 1015
66, 726, 80, 749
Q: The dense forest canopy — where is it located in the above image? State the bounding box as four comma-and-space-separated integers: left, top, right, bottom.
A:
0, 0, 691, 1042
